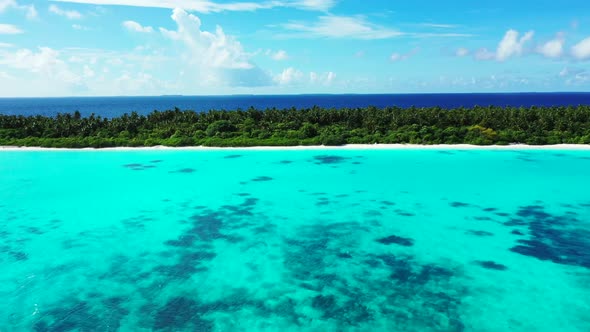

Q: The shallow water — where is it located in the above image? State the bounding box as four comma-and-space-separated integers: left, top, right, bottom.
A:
1, 149, 589, 331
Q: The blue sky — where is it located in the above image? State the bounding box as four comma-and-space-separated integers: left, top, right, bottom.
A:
0, 0, 589, 96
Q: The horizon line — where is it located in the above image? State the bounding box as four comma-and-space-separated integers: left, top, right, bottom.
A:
1, 91, 590, 99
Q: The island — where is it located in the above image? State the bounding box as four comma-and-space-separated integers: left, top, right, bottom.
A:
1, 105, 589, 148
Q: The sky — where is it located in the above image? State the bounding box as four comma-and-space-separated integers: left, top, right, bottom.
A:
0, 0, 590, 96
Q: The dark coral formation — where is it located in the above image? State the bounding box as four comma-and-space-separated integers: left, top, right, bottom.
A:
508, 205, 590, 269
251, 176, 273, 182
450, 202, 472, 208
376, 235, 415, 247
466, 230, 494, 237
123, 163, 157, 171
312, 155, 349, 165
474, 261, 508, 271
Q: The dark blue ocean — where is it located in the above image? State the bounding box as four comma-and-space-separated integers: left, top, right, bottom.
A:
0, 93, 589, 118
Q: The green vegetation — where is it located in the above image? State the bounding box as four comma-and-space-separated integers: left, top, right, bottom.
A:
1, 105, 590, 148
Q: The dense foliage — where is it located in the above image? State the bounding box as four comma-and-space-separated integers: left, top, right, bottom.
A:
1, 105, 590, 147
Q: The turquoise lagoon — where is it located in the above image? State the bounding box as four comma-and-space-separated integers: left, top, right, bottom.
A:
1, 148, 589, 331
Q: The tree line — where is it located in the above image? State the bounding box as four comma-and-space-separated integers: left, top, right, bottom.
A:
1, 105, 589, 147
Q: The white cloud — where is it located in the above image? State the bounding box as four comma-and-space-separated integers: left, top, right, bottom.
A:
0, 47, 81, 85
278, 16, 469, 40
538, 36, 564, 58
389, 53, 403, 61
275, 67, 303, 85
0, 0, 15, 12
122, 20, 153, 33
474, 48, 495, 60
0, 45, 185, 96
49, 4, 83, 19
496, 29, 534, 61
0, 23, 23, 34
0, 42, 14, 48
25, 4, 37, 19
455, 47, 469, 57
107, 57, 123, 65
160, 8, 251, 69
0, 0, 35, 18
83, 65, 95, 77
571, 20, 579, 30
310, 71, 335, 85
52, 0, 336, 13
160, 8, 271, 87
571, 37, 590, 60
68, 55, 84, 63
269, 50, 288, 61
72, 24, 90, 30
281, 15, 402, 39
412, 32, 473, 38
292, 0, 335, 11
559, 67, 590, 85
1, 47, 61, 73
420, 23, 458, 29
0, 70, 13, 79
274, 67, 336, 86
559, 67, 574, 77
559, 68, 567, 77
114, 72, 157, 92
469, 29, 534, 61
390, 48, 419, 62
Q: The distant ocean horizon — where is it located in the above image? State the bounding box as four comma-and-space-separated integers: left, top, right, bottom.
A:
1, 92, 589, 118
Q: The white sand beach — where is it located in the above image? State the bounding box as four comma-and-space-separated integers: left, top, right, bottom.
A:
1, 144, 590, 151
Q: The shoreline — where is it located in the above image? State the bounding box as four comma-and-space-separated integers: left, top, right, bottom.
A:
1, 144, 590, 151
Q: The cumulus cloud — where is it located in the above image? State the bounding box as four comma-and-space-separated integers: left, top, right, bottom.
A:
0, 47, 81, 85
275, 67, 303, 85
0, 23, 23, 34
558, 67, 590, 85
496, 29, 534, 61
0, 0, 15, 12
114, 72, 157, 92
83, 64, 95, 77
538, 35, 564, 58
0, 45, 181, 96
49, 4, 83, 19
268, 49, 289, 61
161, 8, 251, 69
571, 37, 590, 60
122, 20, 153, 33
292, 0, 335, 11
310, 71, 335, 85
274, 67, 335, 86
455, 47, 469, 57
559, 67, 576, 77
390, 48, 419, 62
389, 53, 403, 61
474, 48, 495, 60
0, 0, 37, 19
25, 4, 37, 19
467, 29, 534, 61
160, 8, 271, 87
281, 15, 402, 39
419, 23, 458, 29
52, 0, 336, 13
571, 20, 579, 30
72, 24, 91, 30
279, 15, 469, 40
